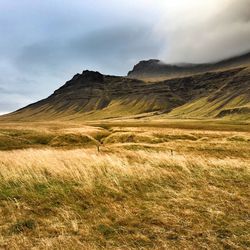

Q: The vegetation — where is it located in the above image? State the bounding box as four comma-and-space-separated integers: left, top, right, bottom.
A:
1, 66, 249, 122
0, 120, 249, 249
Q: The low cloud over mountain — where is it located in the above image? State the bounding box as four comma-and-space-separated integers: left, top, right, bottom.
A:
0, 0, 249, 113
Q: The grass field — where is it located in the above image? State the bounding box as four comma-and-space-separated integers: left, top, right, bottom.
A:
0, 119, 249, 249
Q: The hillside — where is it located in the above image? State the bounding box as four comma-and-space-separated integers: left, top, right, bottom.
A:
128, 51, 250, 81
1, 63, 250, 122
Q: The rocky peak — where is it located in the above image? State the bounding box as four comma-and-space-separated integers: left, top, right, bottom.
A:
128, 52, 250, 80
127, 59, 179, 78
53, 70, 105, 94
81, 70, 104, 83
128, 59, 161, 75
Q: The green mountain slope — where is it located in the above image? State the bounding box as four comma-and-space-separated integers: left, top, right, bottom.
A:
166, 67, 250, 120
1, 64, 249, 122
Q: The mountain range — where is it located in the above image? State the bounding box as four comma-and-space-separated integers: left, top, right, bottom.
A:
1, 52, 250, 121
128, 51, 250, 81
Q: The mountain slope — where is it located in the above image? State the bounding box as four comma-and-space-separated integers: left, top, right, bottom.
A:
2, 64, 250, 121
167, 66, 250, 120
128, 51, 250, 81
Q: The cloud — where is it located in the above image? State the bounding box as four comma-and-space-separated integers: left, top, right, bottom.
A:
154, 0, 250, 63
0, 0, 249, 113
14, 24, 162, 75
222, 0, 250, 23
69, 25, 162, 73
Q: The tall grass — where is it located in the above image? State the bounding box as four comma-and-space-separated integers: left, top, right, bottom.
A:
0, 148, 249, 249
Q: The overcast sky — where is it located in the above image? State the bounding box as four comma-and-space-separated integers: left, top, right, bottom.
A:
0, 0, 250, 114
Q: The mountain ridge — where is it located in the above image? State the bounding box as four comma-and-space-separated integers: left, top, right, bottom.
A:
128, 51, 250, 81
1, 52, 250, 122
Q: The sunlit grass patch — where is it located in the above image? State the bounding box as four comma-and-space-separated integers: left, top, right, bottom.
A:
0, 121, 249, 249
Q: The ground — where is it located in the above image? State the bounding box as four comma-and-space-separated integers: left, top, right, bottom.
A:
0, 119, 249, 249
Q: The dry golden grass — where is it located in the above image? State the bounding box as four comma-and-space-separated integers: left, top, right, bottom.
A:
0, 121, 249, 249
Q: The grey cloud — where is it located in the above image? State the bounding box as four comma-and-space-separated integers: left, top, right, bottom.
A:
0, 0, 250, 114
70, 25, 162, 72
161, 0, 250, 63
15, 41, 66, 73
14, 24, 161, 75
222, 0, 250, 23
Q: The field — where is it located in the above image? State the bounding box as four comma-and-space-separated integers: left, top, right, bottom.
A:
0, 120, 249, 249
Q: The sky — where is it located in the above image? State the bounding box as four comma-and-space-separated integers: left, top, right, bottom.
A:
0, 0, 250, 114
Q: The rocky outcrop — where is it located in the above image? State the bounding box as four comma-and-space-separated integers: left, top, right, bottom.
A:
128, 51, 250, 80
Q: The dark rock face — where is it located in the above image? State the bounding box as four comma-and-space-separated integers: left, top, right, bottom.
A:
128, 59, 187, 78
128, 59, 161, 74
81, 70, 104, 83
54, 70, 105, 95
128, 52, 250, 80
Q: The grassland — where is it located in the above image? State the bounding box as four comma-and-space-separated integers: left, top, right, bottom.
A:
0, 120, 249, 249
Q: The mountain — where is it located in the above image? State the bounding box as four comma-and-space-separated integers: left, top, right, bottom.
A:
128, 51, 250, 81
1, 52, 250, 122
